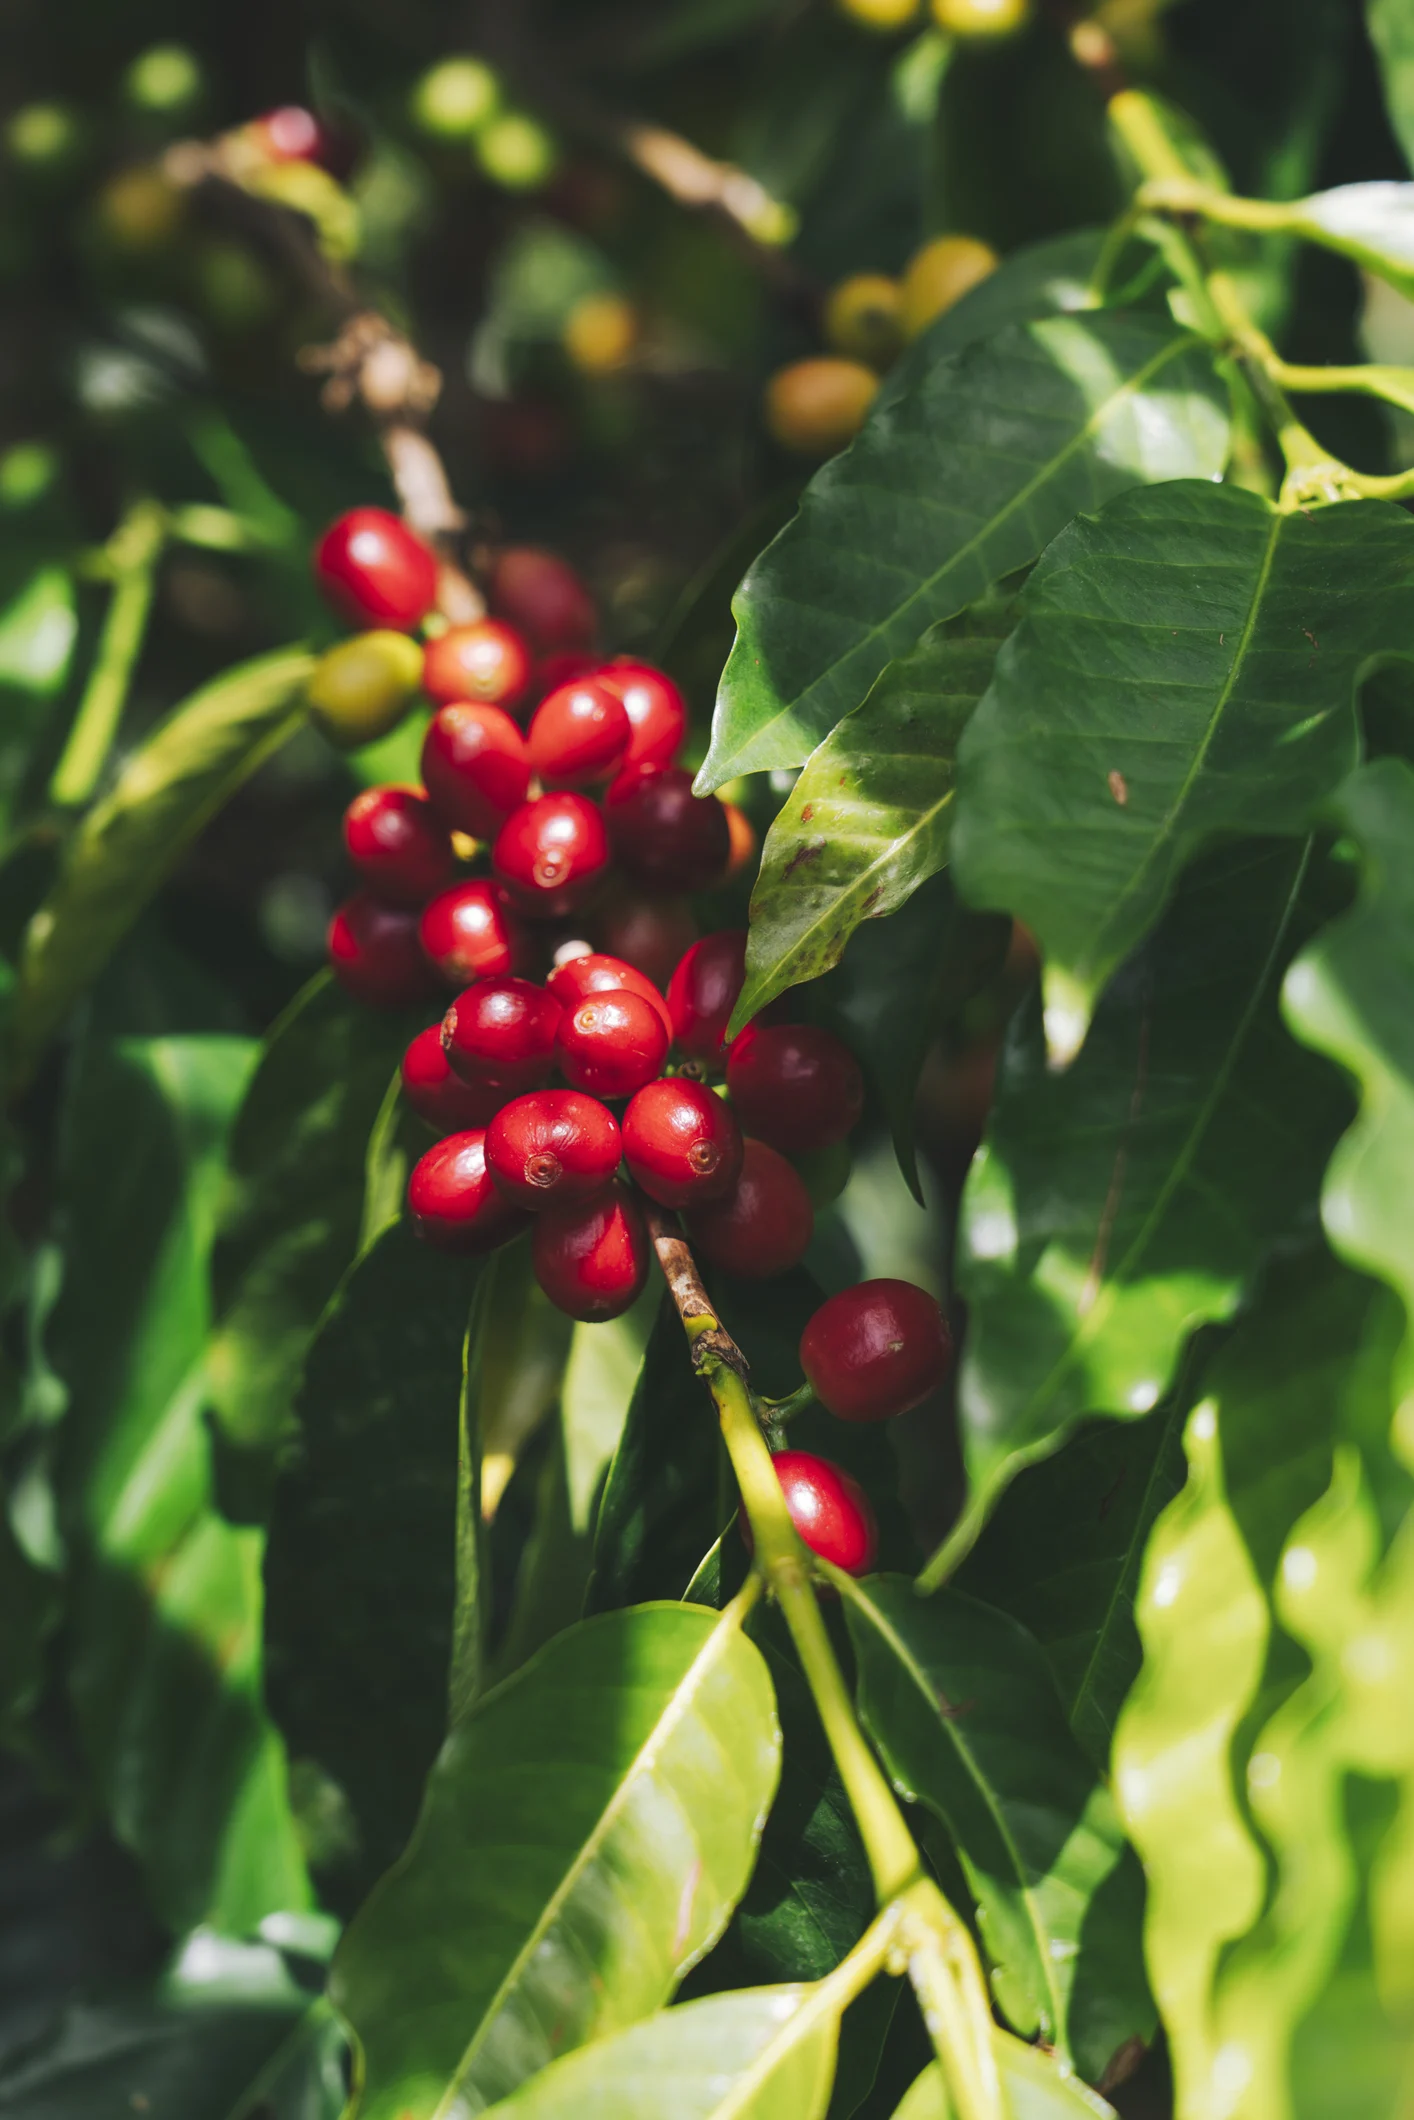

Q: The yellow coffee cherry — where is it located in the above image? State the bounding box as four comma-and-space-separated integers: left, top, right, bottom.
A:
95, 165, 185, 252
837, 0, 923, 28
306, 631, 424, 749
765, 358, 879, 456
563, 293, 638, 374
475, 112, 558, 191
410, 58, 500, 141
824, 273, 904, 369
930, 0, 1032, 37
900, 234, 999, 337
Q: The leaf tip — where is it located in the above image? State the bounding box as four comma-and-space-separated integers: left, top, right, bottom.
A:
1041, 966, 1092, 1070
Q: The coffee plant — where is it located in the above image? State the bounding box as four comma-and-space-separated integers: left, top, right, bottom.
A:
4, 2, 1414, 2116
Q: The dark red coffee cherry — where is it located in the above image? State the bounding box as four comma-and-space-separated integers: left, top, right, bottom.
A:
666, 930, 747, 1060
419, 880, 523, 988
490, 546, 597, 653
442, 976, 561, 1095
407, 1130, 529, 1254
800, 1278, 952, 1424
421, 702, 531, 839
556, 990, 669, 1101
684, 1137, 813, 1279
402, 1025, 505, 1131
486, 1089, 621, 1209
493, 793, 609, 920
593, 889, 699, 989
423, 620, 531, 712
622, 1078, 742, 1209
598, 660, 688, 774
605, 765, 731, 894
313, 508, 439, 631
547, 951, 673, 1038
342, 784, 453, 907
726, 1022, 865, 1154
527, 677, 631, 787
741, 1451, 878, 1575
328, 893, 438, 1008
532, 1180, 648, 1321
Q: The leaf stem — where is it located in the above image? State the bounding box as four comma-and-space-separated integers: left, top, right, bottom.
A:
49, 499, 166, 809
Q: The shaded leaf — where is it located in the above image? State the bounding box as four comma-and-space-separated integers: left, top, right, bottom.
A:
889, 2030, 1116, 2118
559, 1283, 656, 1533
332, 1599, 780, 2120
697, 315, 1227, 788
0, 1499, 56, 1741
1369, 0, 1414, 176
474, 1240, 571, 1527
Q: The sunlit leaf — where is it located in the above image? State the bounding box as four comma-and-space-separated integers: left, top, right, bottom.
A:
1369, 0, 1414, 176
888, 2029, 1116, 2118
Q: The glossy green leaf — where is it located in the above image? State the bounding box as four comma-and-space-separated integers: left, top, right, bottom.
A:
560, 1282, 657, 1533
926, 836, 1349, 1583
11, 644, 312, 1085
839, 1574, 1150, 2082
952, 486, 1414, 1061
888, 2030, 1116, 2119
1369, 0, 1414, 175
1273, 180, 1414, 300
50, 1033, 309, 1935
332, 1599, 781, 2120
879, 232, 1110, 395
209, 972, 427, 1471
697, 315, 1227, 789
263, 1220, 478, 1904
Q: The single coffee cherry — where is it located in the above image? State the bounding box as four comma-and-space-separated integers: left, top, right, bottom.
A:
800, 1278, 952, 1423
823, 272, 904, 369
605, 765, 731, 894
533, 1180, 648, 1322
313, 507, 439, 630
527, 676, 631, 787
764, 358, 878, 455
253, 104, 333, 165
407, 1130, 529, 1254
726, 1022, 865, 1153
486, 1088, 622, 1209
489, 546, 597, 652
900, 234, 998, 339
493, 792, 609, 919
442, 976, 561, 1095
684, 1137, 813, 1278
742, 1451, 878, 1575
593, 889, 699, 990
930, 0, 1030, 36
402, 1025, 505, 1131
423, 619, 531, 711
343, 784, 453, 907
666, 930, 747, 1060
547, 952, 673, 1038
598, 660, 688, 774
306, 630, 423, 749
724, 803, 756, 879
419, 880, 523, 987
837, 0, 922, 28
556, 989, 669, 1100
328, 893, 438, 1008
421, 701, 531, 839
622, 1078, 742, 1208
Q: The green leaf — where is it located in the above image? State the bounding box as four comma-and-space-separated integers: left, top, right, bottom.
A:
1271, 180, 1414, 301
208, 971, 429, 1472
951, 486, 1414, 1063
839, 1574, 1151, 2082
697, 314, 1227, 789
888, 2030, 1116, 2118
735, 625, 1000, 1029
1369, 1, 1414, 175
0, 566, 76, 838
560, 1282, 657, 1534
11, 644, 313, 1086
50, 1033, 309, 1935
263, 1220, 479, 1905
879, 232, 1110, 391
332, 1599, 781, 2120
926, 836, 1350, 1583
0, 1494, 56, 1739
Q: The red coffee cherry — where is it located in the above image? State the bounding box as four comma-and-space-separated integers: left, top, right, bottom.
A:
593, 889, 699, 989
486, 1089, 622, 1209
741, 1451, 878, 1575
605, 765, 731, 894
253, 105, 335, 165
556, 990, 669, 1100
421, 702, 531, 839
402, 1025, 505, 1131
342, 784, 453, 907
313, 508, 439, 630
328, 893, 438, 1008
529, 650, 601, 710
490, 546, 597, 652
407, 1130, 529, 1255
442, 976, 561, 1095
493, 793, 609, 919
800, 1279, 952, 1423
666, 930, 747, 1060
547, 952, 673, 1039
419, 880, 523, 988
598, 660, 688, 773
683, 1137, 813, 1278
726, 1022, 865, 1154
532, 1180, 649, 1322
527, 677, 631, 787
622, 1078, 742, 1209
423, 620, 531, 711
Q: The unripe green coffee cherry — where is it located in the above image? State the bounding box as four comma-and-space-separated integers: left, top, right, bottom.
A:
474, 111, 558, 191
410, 58, 499, 141
124, 44, 205, 118
307, 630, 424, 749
6, 102, 83, 173
837, 0, 922, 26
931, 0, 1031, 37
824, 273, 904, 369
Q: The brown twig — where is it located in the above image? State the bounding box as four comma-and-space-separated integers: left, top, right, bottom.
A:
641, 1202, 750, 1378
